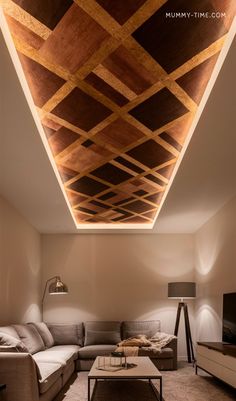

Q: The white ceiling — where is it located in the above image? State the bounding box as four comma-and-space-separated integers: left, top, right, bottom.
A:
0, 32, 235, 234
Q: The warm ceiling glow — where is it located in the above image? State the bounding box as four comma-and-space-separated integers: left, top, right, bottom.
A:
1, 1, 235, 229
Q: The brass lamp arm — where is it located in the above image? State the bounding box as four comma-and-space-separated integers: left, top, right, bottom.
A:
41, 276, 60, 305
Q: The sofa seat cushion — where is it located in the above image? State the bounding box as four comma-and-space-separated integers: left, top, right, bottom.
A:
37, 361, 63, 394
138, 347, 174, 359
78, 344, 116, 359
33, 345, 80, 368
45, 345, 80, 360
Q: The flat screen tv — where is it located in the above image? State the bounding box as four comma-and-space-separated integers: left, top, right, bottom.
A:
222, 292, 236, 345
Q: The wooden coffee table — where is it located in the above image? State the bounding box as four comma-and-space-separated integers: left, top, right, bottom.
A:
88, 356, 162, 401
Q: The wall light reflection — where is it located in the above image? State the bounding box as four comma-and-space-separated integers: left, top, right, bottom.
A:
195, 303, 222, 342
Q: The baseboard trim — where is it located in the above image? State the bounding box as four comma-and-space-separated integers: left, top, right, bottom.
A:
178, 356, 188, 361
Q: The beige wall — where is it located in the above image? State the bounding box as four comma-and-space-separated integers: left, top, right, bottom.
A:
194, 196, 236, 342
42, 233, 194, 357
0, 196, 42, 325
2, 193, 235, 357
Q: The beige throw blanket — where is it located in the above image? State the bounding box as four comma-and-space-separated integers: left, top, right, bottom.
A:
116, 346, 139, 356
116, 334, 150, 356
116, 332, 176, 357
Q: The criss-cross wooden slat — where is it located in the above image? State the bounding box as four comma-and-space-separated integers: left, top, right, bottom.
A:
2, 0, 232, 225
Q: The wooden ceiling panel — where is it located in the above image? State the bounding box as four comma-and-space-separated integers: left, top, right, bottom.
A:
157, 164, 175, 180
66, 190, 87, 206
42, 117, 62, 132
85, 72, 129, 106
94, 118, 144, 150
176, 53, 219, 104
211, 0, 236, 30
91, 163, 132, 185
127, 139, 175, 169
12, 0, 73, 29
114, 156, 145, 174
159, 132, 182, 152
61, 143, 113, 172
123, 200, 155, 213
95, 0, 147, 25
102, 45, 158, 95
47, 127, 80, 156
133, 0, 228, 73
123, 216, 150, 224
18, 53, 66, 107
39, 3, 110, 73
5, 15, 44, 49
3, 0, 235, 226
145, 192, 164, 205
129, 88, 189, 131
57, 165, 78, 183
68, 176, 109, 196
51, 87, 112, 131
165, 114, 193, 146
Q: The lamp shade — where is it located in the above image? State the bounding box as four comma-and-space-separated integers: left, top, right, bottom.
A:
168, 282, 196, 299
49, 276, 68, 295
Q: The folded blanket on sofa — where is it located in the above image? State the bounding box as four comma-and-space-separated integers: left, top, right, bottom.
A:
144, 332, 177, 354
116, 334, 150, 356
116, 346, 139, 356
118, 334, 151, 348
116, 332, 176, 356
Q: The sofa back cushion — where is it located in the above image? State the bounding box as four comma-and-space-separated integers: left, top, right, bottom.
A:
13, 324, 45, 354
29, 322, 54, 348
122, 320, 161, 339
0, 332, 28, 352
85, 330, 121, 346
84, 321, 121, 346
47, 323, 83, 346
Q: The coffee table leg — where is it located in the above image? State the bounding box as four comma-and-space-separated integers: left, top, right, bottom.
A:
88, 378, 90, 401
160, 377, 162, 401
149, 379, 162, 401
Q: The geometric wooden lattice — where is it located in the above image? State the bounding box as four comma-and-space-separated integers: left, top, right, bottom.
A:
2, 0, 235, 225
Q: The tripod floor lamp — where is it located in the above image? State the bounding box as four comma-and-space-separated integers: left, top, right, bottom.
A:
168, 282, 196, 363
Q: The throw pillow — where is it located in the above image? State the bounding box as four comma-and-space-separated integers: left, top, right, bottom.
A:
85, 330, 121, 346
29, 322, 54, 348
13, 324, 45, 354
0, 332, 28, 352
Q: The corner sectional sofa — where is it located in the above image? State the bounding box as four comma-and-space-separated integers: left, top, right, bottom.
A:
0, 320, 177, 401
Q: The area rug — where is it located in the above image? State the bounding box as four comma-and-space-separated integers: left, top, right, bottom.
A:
54, 362, 236, 401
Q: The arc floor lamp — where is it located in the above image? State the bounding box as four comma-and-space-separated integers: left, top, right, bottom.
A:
42, 276, 68, 317
168, 282, 196, 363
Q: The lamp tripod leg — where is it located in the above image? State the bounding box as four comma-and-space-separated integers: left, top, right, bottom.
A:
174, 302, 182, 336
184, 303, 195, 363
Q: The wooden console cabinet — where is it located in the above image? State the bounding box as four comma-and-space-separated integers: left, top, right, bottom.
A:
196, 342, 236, 388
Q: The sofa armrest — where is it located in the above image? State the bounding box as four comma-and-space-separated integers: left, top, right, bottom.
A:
164, 337, 177, 369
0, 352, 39, 401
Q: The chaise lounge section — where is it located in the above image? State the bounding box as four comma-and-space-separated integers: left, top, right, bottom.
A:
0, 320, 177, 401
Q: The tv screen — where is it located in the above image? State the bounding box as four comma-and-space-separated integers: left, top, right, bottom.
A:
222, 292, 236, 345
